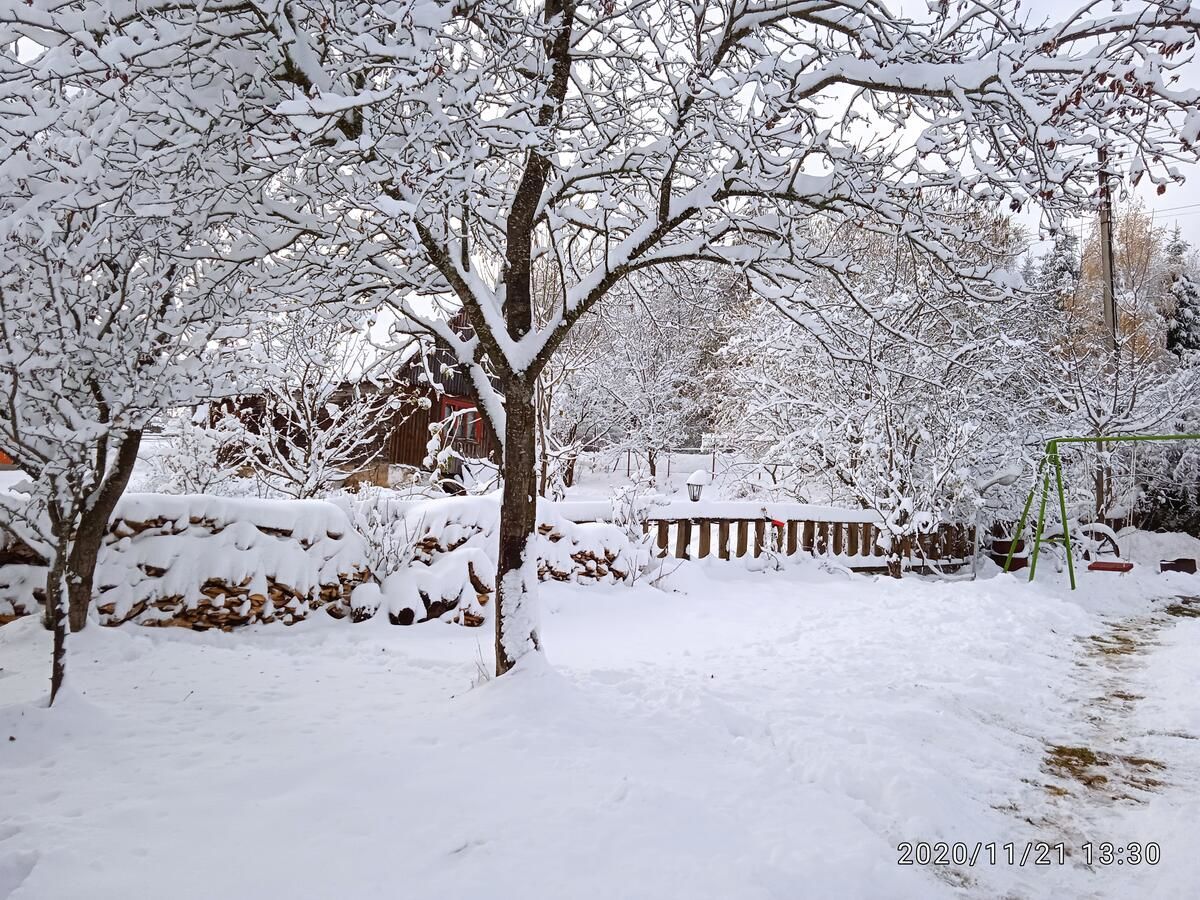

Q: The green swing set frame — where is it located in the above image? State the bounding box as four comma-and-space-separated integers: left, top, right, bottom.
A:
1002, 433, 1200, 589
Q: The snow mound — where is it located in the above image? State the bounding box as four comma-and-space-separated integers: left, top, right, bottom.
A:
1119, 530, 1200, 567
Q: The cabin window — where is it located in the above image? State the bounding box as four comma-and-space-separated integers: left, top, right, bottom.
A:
440, 397, 484, 447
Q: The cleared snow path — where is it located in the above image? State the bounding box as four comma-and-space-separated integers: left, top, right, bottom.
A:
1, 566, 1197, 899
1005, 594, 1200, 899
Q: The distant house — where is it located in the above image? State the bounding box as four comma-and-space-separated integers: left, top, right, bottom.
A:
384, 351, 497, 472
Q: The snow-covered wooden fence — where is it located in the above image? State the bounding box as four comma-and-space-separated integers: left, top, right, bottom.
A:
644, 515, 972, 570
554, 499, 972, 571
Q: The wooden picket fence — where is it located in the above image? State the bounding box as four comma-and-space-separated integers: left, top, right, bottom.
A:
644, 515, 975, 571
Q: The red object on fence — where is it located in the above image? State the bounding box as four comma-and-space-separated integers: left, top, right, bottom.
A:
1087, 560, 1134, 573
769, 518, 786, 528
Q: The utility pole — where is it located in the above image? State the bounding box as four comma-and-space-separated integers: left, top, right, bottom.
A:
1095, 146, 1119, 521
1097, 146, 1118, 354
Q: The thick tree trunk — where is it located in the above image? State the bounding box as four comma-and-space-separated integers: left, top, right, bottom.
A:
46, 551, 68, 705
66, 430, 143, 632
65, 518, 104, 632
495, 378, 541, 675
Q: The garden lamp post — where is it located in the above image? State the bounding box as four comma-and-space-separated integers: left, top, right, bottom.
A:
686, 469, 710, 502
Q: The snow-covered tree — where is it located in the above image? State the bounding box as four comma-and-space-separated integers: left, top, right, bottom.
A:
0, 81, 266, 701
527, 254, 614, 497
534, 321, 611, 498
1166, 227, 1200, 356
1037, 231, 1081, 310
712, 217, 1035, 575
593, 271, 729, 479
5, 0, 1199, 675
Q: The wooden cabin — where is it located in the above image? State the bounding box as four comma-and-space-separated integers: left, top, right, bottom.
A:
384, 361, 497, 472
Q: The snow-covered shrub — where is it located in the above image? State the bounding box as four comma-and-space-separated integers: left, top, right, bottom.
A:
139, 416, 249, 497
611, 480, 671, 581
338, 486, 427, 579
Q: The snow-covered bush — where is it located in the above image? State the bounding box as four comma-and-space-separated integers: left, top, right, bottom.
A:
232, 312, 421, 499
339, 487, 427, 580
139, 416, 249, 497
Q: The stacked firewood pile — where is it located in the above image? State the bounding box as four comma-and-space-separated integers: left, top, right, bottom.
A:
0, 494, 635, 632
0, 534, 47, 625
405, 518, 629, 584
537, 523, 629, 582
94, 509, 371, 631
352, 510, 632, 629
95, 570, 371, 630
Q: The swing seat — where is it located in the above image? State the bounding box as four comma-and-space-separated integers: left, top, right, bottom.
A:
1087, 560, 1134, 573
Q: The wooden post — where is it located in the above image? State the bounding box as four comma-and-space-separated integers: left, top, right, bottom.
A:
802, 521, 815, 553
736, 520, 749, 557
718, 520, 730, 560
675, 519, 691, 560
786, 521, 798, 556
847, 522, 859, 557
656, 520, 669, 558
817, 522, 829, 555
832, 522, 843, 556
753, 520, 766, 557
698, 519, 711, 559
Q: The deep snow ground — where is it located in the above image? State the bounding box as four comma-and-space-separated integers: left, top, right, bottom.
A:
2, 564, 1198, 899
